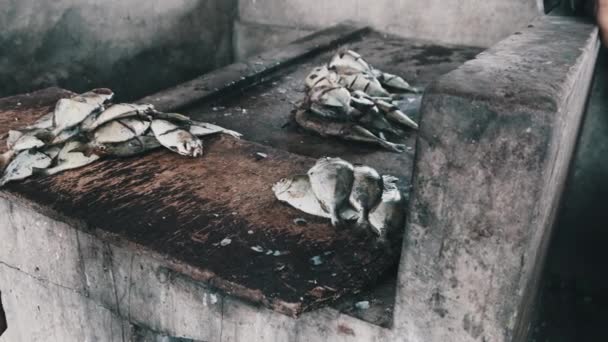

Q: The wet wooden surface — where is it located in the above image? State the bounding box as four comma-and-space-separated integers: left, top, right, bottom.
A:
0, 27, 482, 319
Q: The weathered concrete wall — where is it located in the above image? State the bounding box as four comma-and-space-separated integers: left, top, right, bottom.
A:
0, 0, 237, 100
395, 16, 598, 342
236, 0, 543, 54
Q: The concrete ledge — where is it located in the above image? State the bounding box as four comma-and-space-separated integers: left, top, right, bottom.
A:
233, 20, 315, 61
395, 16, 599, 342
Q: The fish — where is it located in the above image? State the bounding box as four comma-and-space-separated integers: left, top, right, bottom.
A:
294, 109, 407, 153
309, 85, 352, 112
305, 66, 338, 89
82, 103, 153, 132
374, 99, 419, 130
349, 165, 384, 230
33, 141, 100, 176
51, 89, 113, 136
374, 71, 418, 93
10, 132, 46, 151
273, 175, 358, 220
92, 118, 151, 144
74, 136, 162, 158
357, 107, 406, 137
368, 175, 406, 241
337, 74, 391, 98
51, 126, 80, 145
307, 157, 355, 227
151, 119, 203, 157
0, 148, 57, 186
189, 121, 242, 139
328, 50, 374, 75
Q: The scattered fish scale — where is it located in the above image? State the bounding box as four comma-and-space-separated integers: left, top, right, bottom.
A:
0, 89, 242, 186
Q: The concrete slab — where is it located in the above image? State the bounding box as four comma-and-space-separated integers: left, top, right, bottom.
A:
395, 16, 599, 342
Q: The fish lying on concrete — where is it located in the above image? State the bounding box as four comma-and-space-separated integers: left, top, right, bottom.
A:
296, 49, 420, 152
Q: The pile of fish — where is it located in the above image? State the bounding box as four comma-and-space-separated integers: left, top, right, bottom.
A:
0, 88, 241, 186
273, 157, 405, 241
294, 49, 421, 153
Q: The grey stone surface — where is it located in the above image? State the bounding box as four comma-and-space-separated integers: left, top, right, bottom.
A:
234, 20, 315, 60
0, 0, 237, 100
395, 16, 599, 342
238, 0, 543, 47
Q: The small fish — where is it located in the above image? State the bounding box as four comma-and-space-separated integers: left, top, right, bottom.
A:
52, 89, 114, 134
308, 157, 355, 227
189, 121, 242, 138
72, 136, 162, 158
357, 107, 406, 137
0, 149, 56, 186
349, 165, 384, 230
82, 103, 153, 132
368, 175, 406, 241
11, 133, 46, 152
309, 85, 352, 113
305, 66, 338, 89
328, 50, 374, 75
294, 109, 407, 153
151, 119, 203, 157
34, 141, 100, 176
337, 74, 390, 98
374, 71, 418, 93
6, 130, 24, 149
51, 126, 80, 145
375, 99, 419, 130
273, 175, 358, 220
93, 118, 151, 144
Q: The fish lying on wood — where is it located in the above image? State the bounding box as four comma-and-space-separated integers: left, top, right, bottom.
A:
0, 89, 242, 186
273, 158, 406, 241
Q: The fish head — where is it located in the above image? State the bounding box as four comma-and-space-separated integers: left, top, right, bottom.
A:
272, 177, 294, 196
305, 66, 334, 89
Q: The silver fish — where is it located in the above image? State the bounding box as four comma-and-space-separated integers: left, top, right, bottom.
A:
328, 50, 374, 75
35, 141, 100, 176
190, 121, 242, 138
368, 175, 406, 241
374, 71, 418, 93
52, 89, 113, 135
84, 136, 162, 158
11, 133, 46, 152
0, 150, 16, 173
305, 66, 338, 89
294, 109, 407, 153
375, 99, 418, 130
82, 103, 153, 132
51, 126, 80, 145
273, 175, 358, 220
93, 118, 151, 144
349, 165, 383, 229
151, 119, 203, 157
307, 157, 354, 227
0, 149, 55, 186
310, 85, 352, 111
150, 112, 192, 124
337, 74, 390, 98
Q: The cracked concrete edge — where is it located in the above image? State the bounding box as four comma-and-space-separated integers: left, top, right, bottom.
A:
0, 196, 390, 341
394, 16, 599, 342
